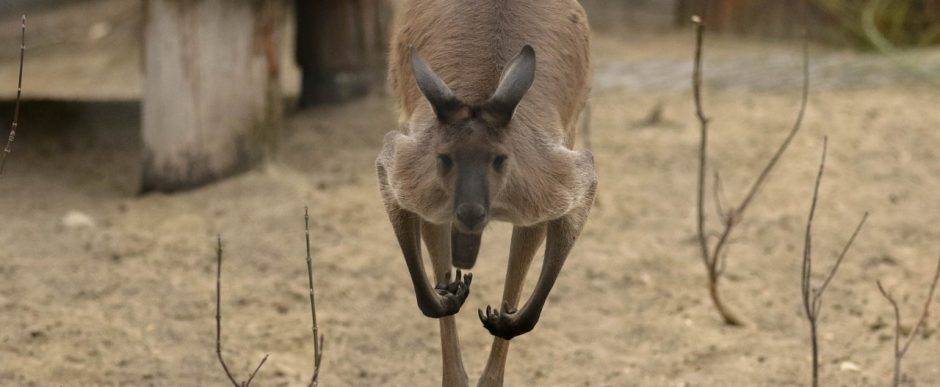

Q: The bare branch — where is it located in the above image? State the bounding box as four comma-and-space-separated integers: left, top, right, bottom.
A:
878, 256, 940, 387
691, 13, 809, 326
876, 280, 902, 387
310, 335, 325, 387
693, 15, 710, 272
304, 207, 325, 387
800, 137, 868, 387
216, 236, 240, 387
215, 235, 269, 387
0, 15, 27, 176
900, 256, 940, 355
733, 34, 809, 217
245, 354, 270, 387
814, 211, 869, 306
800, 140, 826, 387
210, 208, 328, 386
211, 208, 328, 386
715, 245, 729, 277
692, 16, 743, 326
710, 216, 736, 270
801, 138, 826, 321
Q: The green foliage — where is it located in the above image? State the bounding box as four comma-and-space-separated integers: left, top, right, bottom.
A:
810, 0, 940, 49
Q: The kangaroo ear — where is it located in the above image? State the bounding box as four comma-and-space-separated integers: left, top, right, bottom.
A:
411, 47, 463, 122
483, 45, 536, 127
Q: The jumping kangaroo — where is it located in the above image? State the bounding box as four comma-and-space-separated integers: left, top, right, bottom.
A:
376, 1, 595, 385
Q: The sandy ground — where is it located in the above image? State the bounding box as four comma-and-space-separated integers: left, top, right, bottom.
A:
1, 2, 940, 387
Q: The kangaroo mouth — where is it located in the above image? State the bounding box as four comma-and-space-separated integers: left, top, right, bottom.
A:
453, 219, 487, 235
451, 229, 482, 269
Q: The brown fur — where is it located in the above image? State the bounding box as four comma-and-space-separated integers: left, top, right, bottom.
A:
380, 0, 594, 228
376, 1, 595, 385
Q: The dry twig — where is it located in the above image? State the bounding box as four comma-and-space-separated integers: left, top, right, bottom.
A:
304, 207, 325, 387
0, 15, 26, 176
215, 235, 270, 387
214, 208, 326, 386
692, 15, 809, 326
800, 137, 869, 387
876, 255, 940, 387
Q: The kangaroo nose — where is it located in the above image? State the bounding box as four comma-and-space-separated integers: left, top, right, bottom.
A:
456, 203, 486, 230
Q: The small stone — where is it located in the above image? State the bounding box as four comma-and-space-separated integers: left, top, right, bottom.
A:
840, 361, 862, 372
640, 272, 653, 287
62, 211, 96, 229
88, 22, 111, 41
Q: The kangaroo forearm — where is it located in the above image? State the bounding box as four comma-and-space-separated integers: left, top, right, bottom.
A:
479, 211, 586, 339
384, 200, 472, 318
378, 160, 448, 317
481, 179, 596, 340
383, 202, 447, 320
512, 217, 578, 332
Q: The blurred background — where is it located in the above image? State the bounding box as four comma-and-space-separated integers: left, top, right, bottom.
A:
0, 1, 938, 386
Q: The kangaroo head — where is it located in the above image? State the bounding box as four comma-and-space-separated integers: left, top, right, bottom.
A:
410, 45, 536, 234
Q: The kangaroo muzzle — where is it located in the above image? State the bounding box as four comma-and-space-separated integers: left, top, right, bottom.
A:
456, 203, 486, 231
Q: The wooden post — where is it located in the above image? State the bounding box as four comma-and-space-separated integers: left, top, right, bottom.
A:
142, 0, 284, 193
295, 0, 390, 107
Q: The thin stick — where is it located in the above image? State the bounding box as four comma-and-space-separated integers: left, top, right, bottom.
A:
898, 256, 940, 357
216, 236, 240, 387
304, 207, 325, 387
245, 354, 270, 387
876, 281, 902, 387
800, 140, 825, 387
692, 13, 809, 326
215, 235, 270, 387
733, 35, 809, 217
876, 256, 940, 387
693, 14, 711, 273
813, 212, 869, 313
0, 15, 26, 176
800, 138, 869, 387
708, 32, 811, 269
692, 15, 744, 326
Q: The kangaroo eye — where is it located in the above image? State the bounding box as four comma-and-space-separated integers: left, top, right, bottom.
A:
493, 155, 508, 171
437, 154, 453, 172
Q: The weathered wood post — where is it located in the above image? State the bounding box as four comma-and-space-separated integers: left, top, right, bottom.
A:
295, 0, 391, 107
142, 0, 284, 193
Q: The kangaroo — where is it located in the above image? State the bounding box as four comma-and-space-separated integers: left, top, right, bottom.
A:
375, 1, 595, 385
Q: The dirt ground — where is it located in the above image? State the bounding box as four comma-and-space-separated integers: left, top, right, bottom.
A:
1, 2, 940, 387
